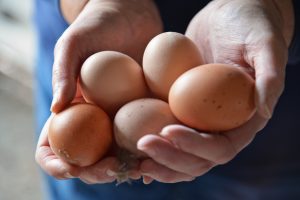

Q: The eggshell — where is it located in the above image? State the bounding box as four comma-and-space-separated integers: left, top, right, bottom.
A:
169, 64, 256, 132
80, 51, 147, 117
114, 98, 179, 157
143, 32, 203, 101
48, 103, 112, 167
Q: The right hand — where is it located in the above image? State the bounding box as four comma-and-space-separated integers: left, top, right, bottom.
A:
36, 0, 162, 183
51, 0, 162, 113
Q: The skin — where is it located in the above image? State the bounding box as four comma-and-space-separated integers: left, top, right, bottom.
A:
36, 0, 294, 184
51, 0, 162, 113
35, 0, 162, 183
137, 0, 294, 183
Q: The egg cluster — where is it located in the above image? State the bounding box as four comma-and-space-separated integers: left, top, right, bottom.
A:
49, 32, 256, 167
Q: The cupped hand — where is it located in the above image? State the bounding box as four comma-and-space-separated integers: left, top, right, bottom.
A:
36, 0, 162, 184
137, 0, 294, 183
186, 0, 294, 119
51, 0, 162, 113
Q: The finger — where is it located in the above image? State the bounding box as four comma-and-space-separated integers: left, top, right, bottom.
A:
137, 135, 214, 177
35, 115, 80, 179
160, 125, 237, 165
252, 38, 288, 119
160, 113, 267, 165
51, 31, 83, 113
140, 159, 195, 183
78, 157, 119, 184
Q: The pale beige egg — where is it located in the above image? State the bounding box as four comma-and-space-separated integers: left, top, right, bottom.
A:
143, 32, 203, 101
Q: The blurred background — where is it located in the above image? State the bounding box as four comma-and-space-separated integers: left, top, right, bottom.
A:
0, 0, 43, 199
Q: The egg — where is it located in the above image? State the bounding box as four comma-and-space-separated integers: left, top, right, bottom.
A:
143, 32, 203, 101
169, 64, 256, 132
80, 51, 147, 117
114, 98, 179, 157
48, 103, 112, 167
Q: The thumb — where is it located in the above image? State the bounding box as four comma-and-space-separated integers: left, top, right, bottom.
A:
253, 38, 288, 119
51, 32, 82, 113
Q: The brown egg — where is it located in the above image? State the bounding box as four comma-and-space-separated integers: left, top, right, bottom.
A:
169, 64, 256, 132
143, 32, 203, 101
48, 103, 112, 167
114, 98, 179, 157
80, 51, 147, 117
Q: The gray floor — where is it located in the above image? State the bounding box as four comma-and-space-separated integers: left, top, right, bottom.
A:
0, 74, 43, 200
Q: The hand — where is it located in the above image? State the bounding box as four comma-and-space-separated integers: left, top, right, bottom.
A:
138, 114, 267, 183
137, 0, 294, 183
51, 0, 162, 113
36, 0, 162, 184
186, 0, 294, 119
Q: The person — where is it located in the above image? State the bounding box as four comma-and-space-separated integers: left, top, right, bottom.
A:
34, 0, 300, 199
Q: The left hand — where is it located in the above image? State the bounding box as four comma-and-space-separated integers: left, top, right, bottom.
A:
137, 0, 294, 183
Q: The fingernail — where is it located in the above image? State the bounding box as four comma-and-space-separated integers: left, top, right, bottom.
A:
64, 172, 74, 179
106, 169, 116, 177
137, 138, 147, 151
159, 130, 168, 137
